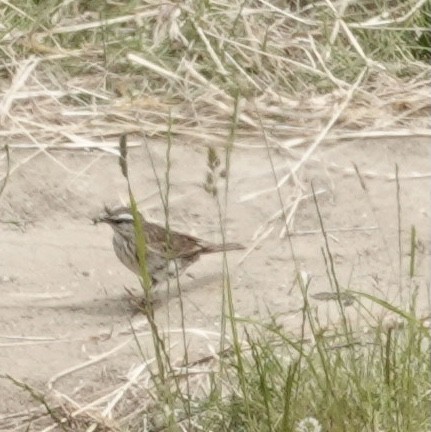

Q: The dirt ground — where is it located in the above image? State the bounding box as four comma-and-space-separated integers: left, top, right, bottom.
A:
0, 137, 429, 422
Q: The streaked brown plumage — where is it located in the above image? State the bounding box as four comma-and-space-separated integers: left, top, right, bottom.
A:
94, 206, 244, 285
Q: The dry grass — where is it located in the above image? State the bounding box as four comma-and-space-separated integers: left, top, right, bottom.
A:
0, 0, 430, 157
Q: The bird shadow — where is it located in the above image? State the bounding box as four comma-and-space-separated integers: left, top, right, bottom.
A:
50, 291, 176, 316
5, 274, 223, 317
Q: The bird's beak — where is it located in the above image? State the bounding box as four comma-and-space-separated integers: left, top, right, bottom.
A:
92, 206, 112, 225
92, 215, 102, 225
92, 212, 109, 225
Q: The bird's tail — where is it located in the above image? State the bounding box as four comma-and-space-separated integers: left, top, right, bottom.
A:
202, 242, 245, 254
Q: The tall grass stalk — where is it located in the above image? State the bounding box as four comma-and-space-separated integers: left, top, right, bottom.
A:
119, 134, 181, 431
215, 92, 254, 424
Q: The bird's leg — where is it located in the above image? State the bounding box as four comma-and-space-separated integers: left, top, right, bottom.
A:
123, 285, 160, 316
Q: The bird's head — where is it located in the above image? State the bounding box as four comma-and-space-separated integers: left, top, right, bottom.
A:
93, 206, 136, 233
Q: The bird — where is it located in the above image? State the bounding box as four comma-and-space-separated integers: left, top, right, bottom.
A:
94, 206, 244, 286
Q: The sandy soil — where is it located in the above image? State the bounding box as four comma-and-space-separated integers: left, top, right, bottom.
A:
0, 138, 429, 422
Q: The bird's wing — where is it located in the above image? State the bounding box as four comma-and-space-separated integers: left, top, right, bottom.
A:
143, 220, 205, 258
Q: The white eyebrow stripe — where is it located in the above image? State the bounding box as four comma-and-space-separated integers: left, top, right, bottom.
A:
115, 213, 134, 221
